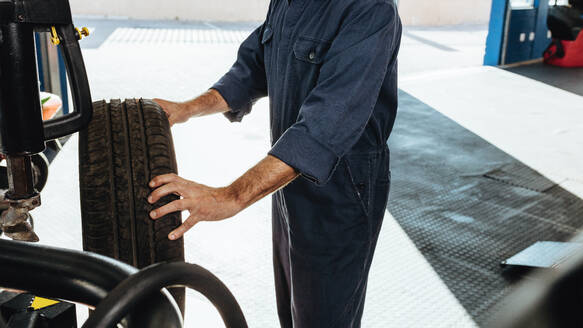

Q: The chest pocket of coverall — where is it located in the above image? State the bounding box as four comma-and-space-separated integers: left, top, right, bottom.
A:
292, 37, 331, 89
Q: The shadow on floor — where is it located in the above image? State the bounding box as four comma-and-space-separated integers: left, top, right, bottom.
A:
506, 62, 583, 96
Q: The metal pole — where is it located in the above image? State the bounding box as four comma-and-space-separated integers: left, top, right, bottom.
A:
0, 22, 46, 156
0, 22, 44, 240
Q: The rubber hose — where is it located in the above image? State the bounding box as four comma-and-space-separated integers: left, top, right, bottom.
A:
83, 262, 247, 328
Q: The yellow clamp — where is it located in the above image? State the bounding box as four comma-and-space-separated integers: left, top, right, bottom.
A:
50, 26, 90, 45
75, 27, 90, 40
50, 26, 60, 45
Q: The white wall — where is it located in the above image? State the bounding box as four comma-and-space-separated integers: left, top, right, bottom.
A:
70, 0, 492, 26
69, 0, 270, 21
398, 0, 492, 26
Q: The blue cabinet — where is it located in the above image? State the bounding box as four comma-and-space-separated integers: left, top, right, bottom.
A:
484, 0, 551, 65
505, 8, 537, 63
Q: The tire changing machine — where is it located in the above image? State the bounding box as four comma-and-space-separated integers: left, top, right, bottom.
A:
0, 0, 247, 327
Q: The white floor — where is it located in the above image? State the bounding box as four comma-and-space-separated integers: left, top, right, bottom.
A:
21, 20, 583, 327
33, 133, 477, 327
400, 66, 583, 199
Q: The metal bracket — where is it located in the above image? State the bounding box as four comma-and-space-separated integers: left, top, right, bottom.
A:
0, 195, 41, 242
13, 0, 73, 25
51, 25, 90, 45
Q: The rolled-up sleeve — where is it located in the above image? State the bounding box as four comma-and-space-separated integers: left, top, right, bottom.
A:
269, 2, 400, 184
212, 25, 268, 122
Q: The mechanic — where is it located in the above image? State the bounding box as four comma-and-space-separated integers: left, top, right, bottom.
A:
148, 0, 402, 326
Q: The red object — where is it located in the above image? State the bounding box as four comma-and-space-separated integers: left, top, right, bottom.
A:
40, 92, 62, 121
544, 31, 583, 67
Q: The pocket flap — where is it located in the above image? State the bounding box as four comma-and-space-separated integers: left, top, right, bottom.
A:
293, 37, 331, 64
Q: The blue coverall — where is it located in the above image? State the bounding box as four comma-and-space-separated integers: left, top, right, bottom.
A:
212, 0, 402, 326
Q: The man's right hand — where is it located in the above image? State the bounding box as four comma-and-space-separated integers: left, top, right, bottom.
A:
153, 90, 230, 127
153, 99, 191, 127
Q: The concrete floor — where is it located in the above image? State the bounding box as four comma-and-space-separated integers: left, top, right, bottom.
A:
26, 17, 583, 327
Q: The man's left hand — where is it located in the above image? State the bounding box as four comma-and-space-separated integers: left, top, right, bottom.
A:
148, 173, 242, 240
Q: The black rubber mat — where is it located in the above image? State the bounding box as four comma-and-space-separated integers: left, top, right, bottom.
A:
483, 162, 557, 193
506, 62, 583, 96
388, 90, 583, 325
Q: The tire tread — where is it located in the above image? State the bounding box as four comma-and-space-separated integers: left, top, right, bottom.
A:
79, 98, 185, 311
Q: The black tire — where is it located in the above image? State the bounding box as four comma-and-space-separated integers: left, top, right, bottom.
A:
79, 99, 185, 312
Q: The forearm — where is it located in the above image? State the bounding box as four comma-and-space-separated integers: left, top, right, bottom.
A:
148, 155, 298, 239
224, 155, 299, 210
183, 89, 230, 118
